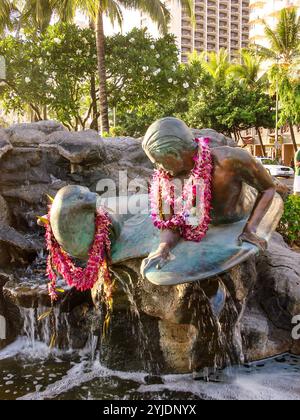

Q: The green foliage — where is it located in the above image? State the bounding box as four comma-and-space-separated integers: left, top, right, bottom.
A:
184, 73, 275, 136
0, 23, 97, 129
278, 195, 300, 246
0, 25, 203, 133
104, 28, 206, 137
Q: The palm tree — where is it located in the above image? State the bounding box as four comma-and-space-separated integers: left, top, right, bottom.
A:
254, 7, 300, 153
81, 0, 195, 134
17, 0, 194, 134
201, 48, 230, 82
0, 0, 18, 35
20, 0, 54, 32
229, 50, 269, 155
229, 50, 266, 87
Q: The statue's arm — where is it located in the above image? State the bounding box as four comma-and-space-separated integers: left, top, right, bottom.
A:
233, 149, 276, 250
141, 226, 181, 278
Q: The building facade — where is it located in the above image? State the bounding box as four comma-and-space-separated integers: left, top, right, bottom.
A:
247, 0, 300, 165
140, 0, 250, 62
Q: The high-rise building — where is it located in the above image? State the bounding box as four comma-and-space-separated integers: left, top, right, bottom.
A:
140, 0, 250, 62
249, 0, 300, 47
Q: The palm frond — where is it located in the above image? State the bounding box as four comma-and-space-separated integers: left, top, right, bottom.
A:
118, 0, 170, 33
21, 0, 53, 32
51, 0, 77, 22
203, 48, 230, 80
105, 0, 123, 28
0, 0, 18, 34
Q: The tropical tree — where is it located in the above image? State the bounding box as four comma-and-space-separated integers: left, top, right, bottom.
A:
0, 0, 18, 35
254, 7, 300, 152
86, 0, 194, 134
229, 50, 266, 87
200, 48, 230, 82
13, 0, 194, 134
229, 50, 269, 154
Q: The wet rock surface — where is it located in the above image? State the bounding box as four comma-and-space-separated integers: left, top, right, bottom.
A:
0, 121, 299, 374
0, 129, 13, 160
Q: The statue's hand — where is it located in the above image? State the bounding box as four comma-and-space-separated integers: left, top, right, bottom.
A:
140, 244, 173, 279
238, 231, 268, 252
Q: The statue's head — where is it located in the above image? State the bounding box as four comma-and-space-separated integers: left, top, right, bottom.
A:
143, 117, 197, 176
50, 185, 98, 260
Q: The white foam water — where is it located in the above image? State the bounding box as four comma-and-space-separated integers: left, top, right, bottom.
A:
1, 306, 299, 400
20, 307, 72, 349
12, 354, 300, 401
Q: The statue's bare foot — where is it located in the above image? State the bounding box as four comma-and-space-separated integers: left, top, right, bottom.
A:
238, 231, 268, 252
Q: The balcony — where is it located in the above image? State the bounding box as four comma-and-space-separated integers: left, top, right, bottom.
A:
195, 41, 204, 49
219, 19, 228, 28
182, 30, 192, 38
182, 46, 192, 53
219, 37, 228, 45
219, 12, 228, 19
182, 19, 192, 29
207, 43, 217, 51
182, 37, 192, 47
207, 18, 216, 25
195, 7, 204, 15
207, 26, 216, 35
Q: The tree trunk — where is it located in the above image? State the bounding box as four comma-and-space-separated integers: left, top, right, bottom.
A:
43, 105, 47, 120
89, 20, 99, 132
257, 127, 266, 157
96, 6, 109, 134
289, 122, 298, 153
90, 74, 99, 131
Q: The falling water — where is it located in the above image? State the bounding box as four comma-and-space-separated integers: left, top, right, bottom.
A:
110, 267, 158, 374
20, 307, 72, 350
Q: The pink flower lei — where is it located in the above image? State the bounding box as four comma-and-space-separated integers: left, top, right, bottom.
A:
45, 207, 113, 313
150, 137, 213, 242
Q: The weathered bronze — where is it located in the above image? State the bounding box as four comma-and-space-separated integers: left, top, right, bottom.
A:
141, 117, 279, 275
47, 117, 284, 287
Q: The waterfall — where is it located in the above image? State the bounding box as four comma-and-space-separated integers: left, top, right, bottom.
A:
110, 267, 158, 373
20, 307, 72, 350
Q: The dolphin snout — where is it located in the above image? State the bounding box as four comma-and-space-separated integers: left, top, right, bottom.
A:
81, 191, 98, 208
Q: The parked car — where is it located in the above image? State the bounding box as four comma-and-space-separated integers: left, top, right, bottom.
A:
256, 157, 294, 178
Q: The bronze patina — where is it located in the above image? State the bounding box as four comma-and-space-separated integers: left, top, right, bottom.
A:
46, 118, 284, 287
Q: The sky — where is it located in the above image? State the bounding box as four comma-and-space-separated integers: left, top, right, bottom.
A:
75, 9, 141, 35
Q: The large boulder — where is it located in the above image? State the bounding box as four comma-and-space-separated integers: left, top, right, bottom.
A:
9, 120, 65, 135
0, 129, 13, 159
0, 272, 21, 350
41, 129, 106, 166
0, 195, 11, 226
0, 225, 42, 267
241, 298, 293, 361
256, 233, 300, 331
9, 128, 46, 147
5, 120, 65, 148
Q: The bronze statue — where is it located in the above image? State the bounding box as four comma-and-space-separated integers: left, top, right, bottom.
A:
141, 117, 278, 276
44, 117, 284, 287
